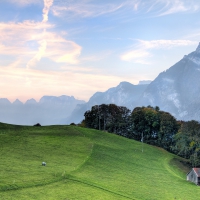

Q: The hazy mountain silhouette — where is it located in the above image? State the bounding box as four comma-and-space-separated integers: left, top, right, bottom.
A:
0, 96, 85, 125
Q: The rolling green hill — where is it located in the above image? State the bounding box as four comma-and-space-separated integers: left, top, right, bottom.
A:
0, 122, 199, 199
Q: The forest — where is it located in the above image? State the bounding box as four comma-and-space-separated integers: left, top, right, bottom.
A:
83, 104, 200, 167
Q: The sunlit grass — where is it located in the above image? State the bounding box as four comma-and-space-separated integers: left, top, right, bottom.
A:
0, 123, 199, 199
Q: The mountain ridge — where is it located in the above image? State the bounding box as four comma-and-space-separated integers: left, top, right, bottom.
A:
0, 95, 85, 125
138, 42, 200, 121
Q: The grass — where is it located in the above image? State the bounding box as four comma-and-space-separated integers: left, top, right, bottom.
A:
0, 122, 199, 199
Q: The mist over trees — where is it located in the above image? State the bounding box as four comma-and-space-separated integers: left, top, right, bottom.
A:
83, 104, 200, 166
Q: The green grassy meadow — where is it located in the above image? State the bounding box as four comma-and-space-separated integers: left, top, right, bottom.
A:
0, 122, 199, 199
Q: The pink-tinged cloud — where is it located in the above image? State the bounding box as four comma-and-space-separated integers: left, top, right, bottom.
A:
43, 0, 54, 23
44, 32, 82, 64
0, 21, 53, 56
120, 49, 151, 63
0, 19, 82, 67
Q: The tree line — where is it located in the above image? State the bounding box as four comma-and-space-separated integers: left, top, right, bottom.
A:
82, 104, 200, 167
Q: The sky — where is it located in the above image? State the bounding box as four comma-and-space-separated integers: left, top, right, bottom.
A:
0, 0, 200, 103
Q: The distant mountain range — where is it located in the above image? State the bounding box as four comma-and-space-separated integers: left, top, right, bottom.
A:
0, 96, 85, 125
1, 43, 200, 125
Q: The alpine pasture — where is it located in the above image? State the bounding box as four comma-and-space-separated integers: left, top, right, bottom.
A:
0, 122, 199, 199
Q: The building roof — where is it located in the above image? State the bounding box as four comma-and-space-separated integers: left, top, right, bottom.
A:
193, 168, 200, 177
187, 168, 200, 176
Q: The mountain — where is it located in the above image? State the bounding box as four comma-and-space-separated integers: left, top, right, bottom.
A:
36, 95, 85, 125
13, 99, 23, 105
65, 82, 149, 124
67, 43, 200, 124
0, 98, 11, 105
0, 98, 12, 123
25, 98, 37, 105
138, 80, 152, 85
0, 95, 85, 125
138, 42, 200, 121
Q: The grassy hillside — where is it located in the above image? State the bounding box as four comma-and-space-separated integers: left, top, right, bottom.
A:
0, 122, 199, 199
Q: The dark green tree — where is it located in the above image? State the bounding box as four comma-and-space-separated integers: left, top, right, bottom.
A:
131, 106, 160, 144
158, 111, 178, 151
84, 104, 131, 137
173, 120, 200, 166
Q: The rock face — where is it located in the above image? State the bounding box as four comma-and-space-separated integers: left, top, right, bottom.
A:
65, 82, 148, 124
138, 42, 200, 121
0, 96, 85, 125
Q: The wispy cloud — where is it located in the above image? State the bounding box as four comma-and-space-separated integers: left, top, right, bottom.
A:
0, 21, 52, 56
26, 39, 47, 69
134, 0, 199, 16
51, 0, 200, 21
43, 0, 54, 22
156, 0, 198, 16
0, 20, 81, 67
24, 0, 81, 67
52, 1, 125, 19
120, 39, 197, 63
120, 49, 151, 64
44, 32, 82, 64
26, 0, 54, 68
5, 0, 41, 6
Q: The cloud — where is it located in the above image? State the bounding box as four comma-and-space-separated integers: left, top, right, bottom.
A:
0, 21, 53, 40
5, 0, 41, 6
157, 0, 189, 16
51, 0, 200, 21
0, 21, 53, 55
43, 0, 54, 22
51, 1, 125, 19
26, 0, 54, 67
0, 19, 81, 67
44, 32, 82, 64
32, 0, 81, 66
147, 0, 200, 16
120, 49, 151, 64
26, 39, 47, 69
120, 39, 197, 63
